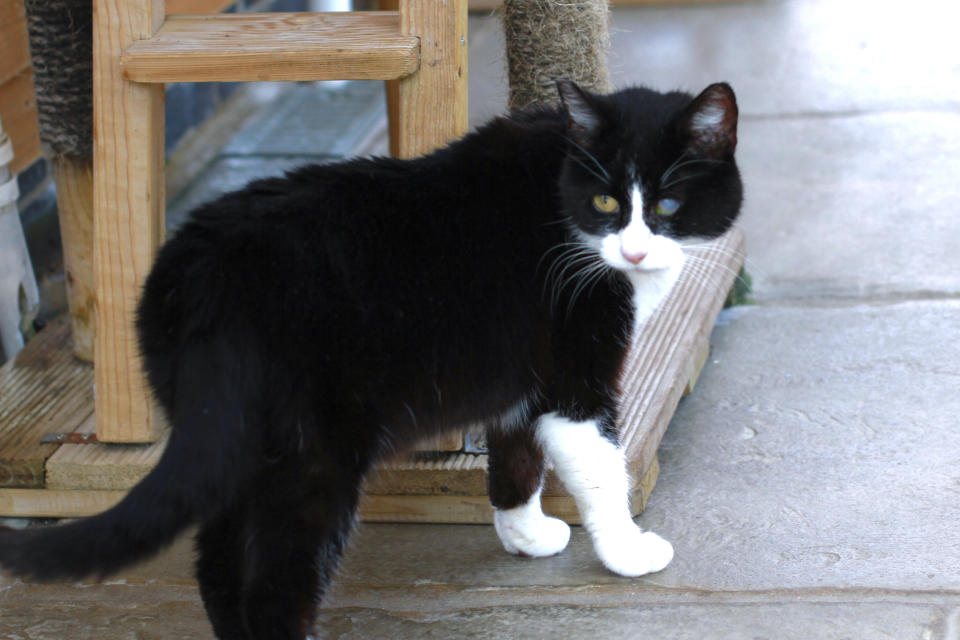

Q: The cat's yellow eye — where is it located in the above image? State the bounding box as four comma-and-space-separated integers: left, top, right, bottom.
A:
656, 198, 681, 216
592, 195, 620, 214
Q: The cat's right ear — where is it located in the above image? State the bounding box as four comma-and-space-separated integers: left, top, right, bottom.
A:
557, 79, 602, 145
681, 82, 739, 159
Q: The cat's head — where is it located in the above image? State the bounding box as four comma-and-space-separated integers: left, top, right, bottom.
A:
556, 80, 743, 275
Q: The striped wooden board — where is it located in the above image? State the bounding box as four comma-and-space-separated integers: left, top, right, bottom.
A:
0, 227, 744, 522
0, 456, 661, 525
0, 317, 91, 488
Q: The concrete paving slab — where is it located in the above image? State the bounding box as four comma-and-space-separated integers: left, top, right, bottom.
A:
0, 585, 210, 639
635, 303, 960, 592
3, 525, 955, 639
608, 0, 960, 116
734, 112, 960, 302
312, 601, 946, 640
2, 578, 951, 640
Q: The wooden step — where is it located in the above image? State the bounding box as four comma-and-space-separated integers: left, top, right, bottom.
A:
121, 12, 421, 83
0, 457, 660, 524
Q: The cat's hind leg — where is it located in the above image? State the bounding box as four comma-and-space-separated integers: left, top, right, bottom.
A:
536, 412, 673, 577
236, 452, 366, 640
487, 425, 571, 558
196, 503, 252, 640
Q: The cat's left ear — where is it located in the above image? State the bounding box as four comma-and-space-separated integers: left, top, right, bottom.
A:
557, 79, 602, 145
681, 82, 739, 158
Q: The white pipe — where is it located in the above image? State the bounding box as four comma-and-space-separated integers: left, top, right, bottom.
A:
0, 115, 41, 361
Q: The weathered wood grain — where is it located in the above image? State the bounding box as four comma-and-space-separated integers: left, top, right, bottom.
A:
122, 12, 420, 83
387, 0, 469, 158
0, 318, 92, 488
0, 69, 41, 174
51, 157, 95, 362
92, 0, 166, 442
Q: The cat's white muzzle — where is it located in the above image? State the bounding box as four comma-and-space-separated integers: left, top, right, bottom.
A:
599, 231, 685, 273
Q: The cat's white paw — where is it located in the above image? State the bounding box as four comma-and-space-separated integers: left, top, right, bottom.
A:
594, 526, 674, 577
494, 507, 571, 558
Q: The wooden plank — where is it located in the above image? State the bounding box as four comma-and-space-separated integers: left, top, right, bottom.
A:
0, 69, 42, 175
93, 0, 167, 443
0, 317, 92, 488
389, 0, 468, 158
51, 157, 95, 362
121, 12, 421, 83
165, 0, 235, 14
46, 415, 168, 491
412, 430, 464, 453
619, 226, 745, 476
0, 0, 30, 86
0, 457, 656, 522
47, 438, 479, 496
0, 488, 124, 518
365, 426, 653, 498
683, 335, 711, 396
359, 457, 658, 524
366, 452, 488, 496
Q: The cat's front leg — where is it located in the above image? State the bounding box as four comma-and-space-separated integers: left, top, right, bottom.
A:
487, 425, 571, 558
536, 412, 673, 577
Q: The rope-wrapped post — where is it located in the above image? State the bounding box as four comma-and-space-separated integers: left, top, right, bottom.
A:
24, 0, 95, 361
502, 0, 611, 110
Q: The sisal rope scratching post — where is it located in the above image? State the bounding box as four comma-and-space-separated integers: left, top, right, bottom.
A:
24, 0, 96, 361
502, 0, 612, 110
501, 0, 667, 515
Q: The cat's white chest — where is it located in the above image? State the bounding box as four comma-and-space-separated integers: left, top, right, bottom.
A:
626, 260, 684, 329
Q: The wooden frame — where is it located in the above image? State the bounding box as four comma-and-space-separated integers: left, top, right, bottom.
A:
92, 1, 468, 442
92, 0, 167, 443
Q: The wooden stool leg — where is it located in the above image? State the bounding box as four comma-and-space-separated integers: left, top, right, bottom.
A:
389, 0, 468, 158
52, 158, 95, 362
93, 0, 166, 442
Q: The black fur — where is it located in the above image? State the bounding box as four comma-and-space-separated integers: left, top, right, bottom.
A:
0, 81, 742, 638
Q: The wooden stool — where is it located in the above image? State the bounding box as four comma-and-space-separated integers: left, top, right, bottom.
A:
92, 1, 468, 442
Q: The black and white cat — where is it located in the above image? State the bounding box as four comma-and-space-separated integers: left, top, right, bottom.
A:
0, 80, 742, 639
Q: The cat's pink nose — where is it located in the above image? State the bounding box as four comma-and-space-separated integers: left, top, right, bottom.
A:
621, 249, 647, 264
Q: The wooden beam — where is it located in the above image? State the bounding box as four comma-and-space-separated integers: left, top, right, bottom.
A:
121, 12, 420, 83
92, 0, 166, 442
390, 0, 468, 158
0, 458, 658, 522
46, 414, 168, 491
165, 0, 235, 14
0, 70, 41, 175
360, 457, 657, 524
0, 0, 30, 86
51, 157, 96, 362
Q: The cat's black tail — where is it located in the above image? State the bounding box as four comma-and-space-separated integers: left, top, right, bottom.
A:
0, 336, 257, 582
